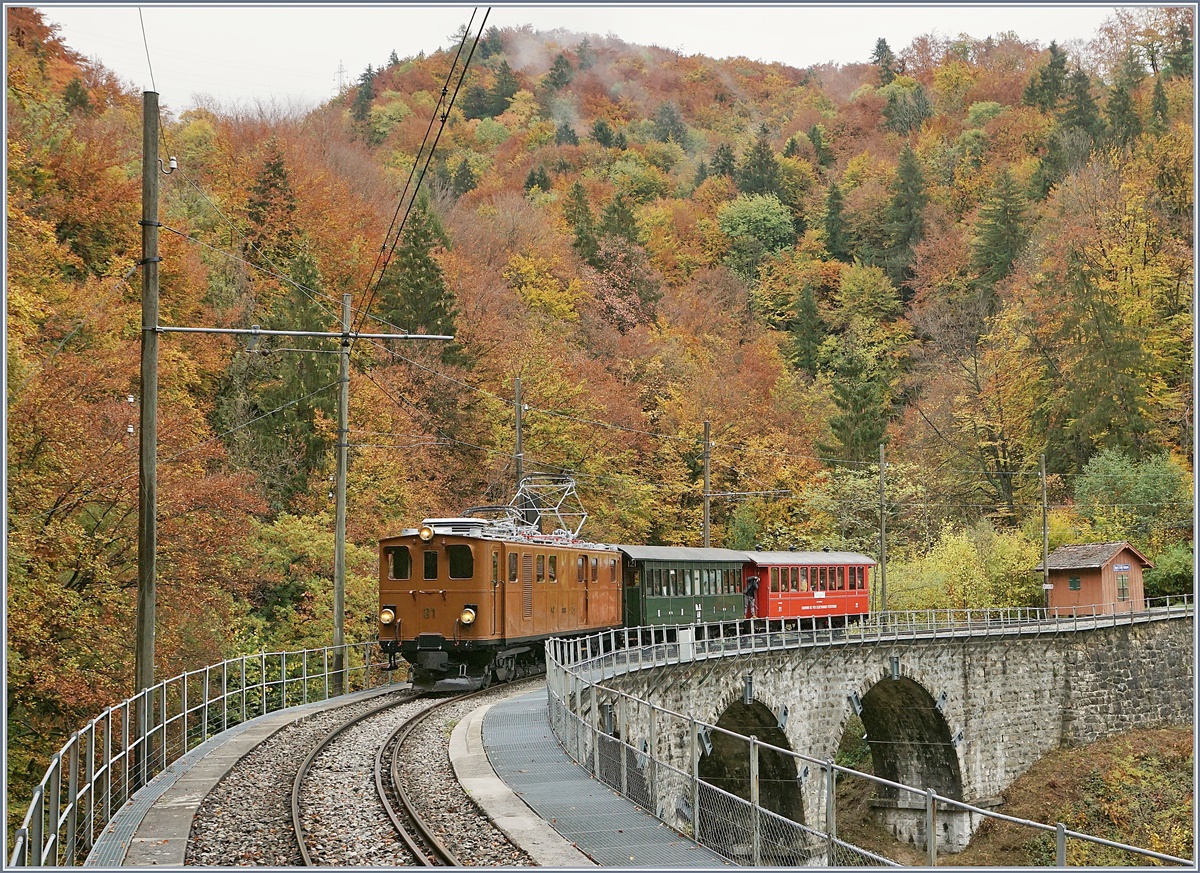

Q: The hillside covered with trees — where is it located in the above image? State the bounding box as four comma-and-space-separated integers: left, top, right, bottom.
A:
5, 6, 1194, 832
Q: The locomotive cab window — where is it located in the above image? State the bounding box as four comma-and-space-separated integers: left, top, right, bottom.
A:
424, 550, 438, 580
536, 554, 545, 583
508, 553, 519, 582
549, 555, 557, 582
591, 557, 599, 582
386, 546, 412, 580
492, 551, 499, 584
447, 544, 473, 579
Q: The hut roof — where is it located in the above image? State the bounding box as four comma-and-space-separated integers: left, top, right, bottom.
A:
1033, 541, 1152, 572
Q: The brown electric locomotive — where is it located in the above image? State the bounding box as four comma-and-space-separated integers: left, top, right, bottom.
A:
378, 510, 622, 687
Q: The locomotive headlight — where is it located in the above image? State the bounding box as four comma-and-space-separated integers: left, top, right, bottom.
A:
459, 606, 477, 626
379, 607, 396, 626
418, 524, 435, 542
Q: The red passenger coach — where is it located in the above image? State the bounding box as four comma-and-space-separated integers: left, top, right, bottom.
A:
743, 551, 875, 627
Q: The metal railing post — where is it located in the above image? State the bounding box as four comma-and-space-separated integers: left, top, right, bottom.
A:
591, 684, 601, 776
689, 716, 700, 841
221, 662, 228, 733
647, 707, 658, 817
618, 695, 628, 797
926, 788, 937, 866
66, 737, 79, 863
202, 667, 211, 742
28, 785, 44, 866
750, 737, 761, 866
84, 725, 96, 851
181, 674, 189, 754
825, 759, 836, 864
1057, 822, 1067, 865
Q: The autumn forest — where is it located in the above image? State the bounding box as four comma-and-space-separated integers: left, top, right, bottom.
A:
5, 7, 1194, 827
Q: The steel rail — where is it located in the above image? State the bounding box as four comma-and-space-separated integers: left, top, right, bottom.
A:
290, 689, 425, 866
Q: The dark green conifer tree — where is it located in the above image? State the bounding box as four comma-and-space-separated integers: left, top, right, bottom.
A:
971, 170, 1029, 310
245, 137, 298, 265
1059, 68, 1102, 140
808, 124, 834, 166
871, 38, 897, 85
563, 181, 599, 265
490, 61, 520, 115
478, 26, 504, 59
599, 192, 640, 243
881, 146, 927, 290
576, 37, 595, 70
710, 142, 736, 177
546, 53, 574, 90
1149, 77, 1170, 134
736, 125, 781, 196
652, 101, 688, 144
555, 122, 579, 145
451, 159, 477, 196
824, 181, 851, 262
590, 118, 615, 147
523, 165, 552, 193
787, 284, 825, 376
816, 347, 889, 466
377, 197, 466, 366
351, 66, 375, 123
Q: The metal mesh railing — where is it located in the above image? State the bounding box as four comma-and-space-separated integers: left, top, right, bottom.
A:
9, 641, 397, 867
545, 597, 1193, 867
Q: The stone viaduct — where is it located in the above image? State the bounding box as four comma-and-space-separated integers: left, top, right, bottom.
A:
586, 612, 1193, 852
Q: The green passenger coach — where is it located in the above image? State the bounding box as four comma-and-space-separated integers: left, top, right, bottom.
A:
617, 545, 748, 627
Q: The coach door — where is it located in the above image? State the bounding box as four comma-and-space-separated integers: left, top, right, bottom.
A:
623, 560, 643, 628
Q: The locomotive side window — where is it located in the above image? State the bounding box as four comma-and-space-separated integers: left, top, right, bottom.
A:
536, 554, 545, 583
387, 546, 412, 580
591, 557, 598, 582
577, 556, 586, 582
492, 551, 499, 584
609, 558, 618, 583
508, 553, 519, 582
447, 544, 473, 579
424, 550, 438, 580
549, 555, 557, 582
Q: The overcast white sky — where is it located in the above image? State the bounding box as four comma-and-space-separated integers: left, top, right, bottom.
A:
36, 3, 1126, 114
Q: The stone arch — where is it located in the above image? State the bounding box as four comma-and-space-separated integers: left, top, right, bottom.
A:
858, 672, 963, 801
699, 691, 805, 854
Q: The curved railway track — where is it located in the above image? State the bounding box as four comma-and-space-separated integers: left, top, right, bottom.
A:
291, 687, 507, 866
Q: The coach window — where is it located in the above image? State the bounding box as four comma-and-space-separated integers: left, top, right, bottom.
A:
387, 546, 412, 580
789, 567, 798, 591
548, 555, 558, 582
508, 553, 519, 583
837, 566, 845, 590
818, 567, 827, 591
769, 567, 779, 592
424, 550, 438, 581
447, 544, 473, 579
858, 566, 866, 589
799, 566, 808, 591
